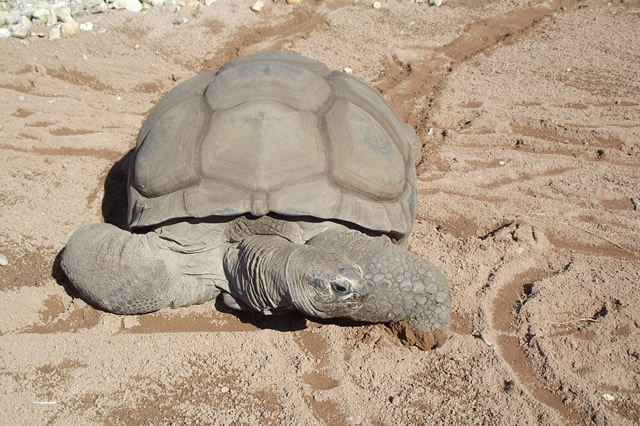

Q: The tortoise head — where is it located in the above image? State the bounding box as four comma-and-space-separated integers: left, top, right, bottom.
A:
286, 252, 368, 319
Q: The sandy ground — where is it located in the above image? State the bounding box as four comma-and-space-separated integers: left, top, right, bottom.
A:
1, 0, 639, 424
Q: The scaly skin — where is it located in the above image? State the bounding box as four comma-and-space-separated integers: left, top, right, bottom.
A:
61, 223, 223, 314
307, 230, 451, 332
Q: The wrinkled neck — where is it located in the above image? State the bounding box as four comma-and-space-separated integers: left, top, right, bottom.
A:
224, 235, 297, 313
223, 235, 327, 317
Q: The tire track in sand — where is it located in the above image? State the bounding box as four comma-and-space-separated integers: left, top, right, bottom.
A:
199, 0, 346, 72
374, 2, 596, 422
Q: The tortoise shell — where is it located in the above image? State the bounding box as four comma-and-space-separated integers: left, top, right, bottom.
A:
128, 51, 420, 240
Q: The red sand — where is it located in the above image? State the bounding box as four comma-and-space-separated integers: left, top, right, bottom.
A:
1, 0, 639, 424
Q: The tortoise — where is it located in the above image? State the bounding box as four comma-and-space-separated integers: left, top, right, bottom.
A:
61, 51, 451, 335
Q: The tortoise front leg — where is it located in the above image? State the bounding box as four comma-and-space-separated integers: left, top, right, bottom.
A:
62, 223, 221, 314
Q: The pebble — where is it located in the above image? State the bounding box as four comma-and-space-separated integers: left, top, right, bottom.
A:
167, 2, 179, 12
428, 0, 443, 5
122, 316, 140, 328
32, 7, 51, 23
5, 15, 21, 26
10, 15, 31, 38
219, 385, 230, 393
372, 1, 381, 8
52, 5, 72, 23
124, 0, 143, 12
0, 0, 225, 42
61, 20, 80, 36
250, 0, 264, 12
0, 253, 7, 267
345, 415, 363, 425
91, 1, 108, 14
286, 0, 301, 3
49, 25, 61, 40
479, 332, 493, 347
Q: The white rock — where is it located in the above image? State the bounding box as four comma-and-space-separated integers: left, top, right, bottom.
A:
286, 0, 301, 3
5, 14, 21, 25
0, 253, 7, 267
372, 1, 381, 8
79, 21, 93, 31
32, 7, 51, 22
602, 393, 615, 402
151, 0, 164, 6
202, 0, 216, 4
429, 0, 443, 5
122, 316, 140, 329
167, 1, 179, 12
61, 20, 80, 36
343, 67, 353, 73
49, 25, 61, 40
53, 5, 72, 22
46, 8, 58, 26
479, 333, 493, 347
345, 415, 363, 425
10, 15, 31, 39
124, 0, 143, 12
250, 0, 264, 12
20, 7, 35, 20
90, 1, 108, 13
0, 28, 10, 38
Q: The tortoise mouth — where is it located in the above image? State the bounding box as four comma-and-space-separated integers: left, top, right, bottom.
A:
313, 292, 366, 316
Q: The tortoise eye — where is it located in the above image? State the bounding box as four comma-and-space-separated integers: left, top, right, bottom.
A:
331, 282, 349, 294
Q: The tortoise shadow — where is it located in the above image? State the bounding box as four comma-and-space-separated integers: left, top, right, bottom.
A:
213, 297, 307, 331
51, 248, 81, 300
101, 149, 134, 230
212, 297, 370, 332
